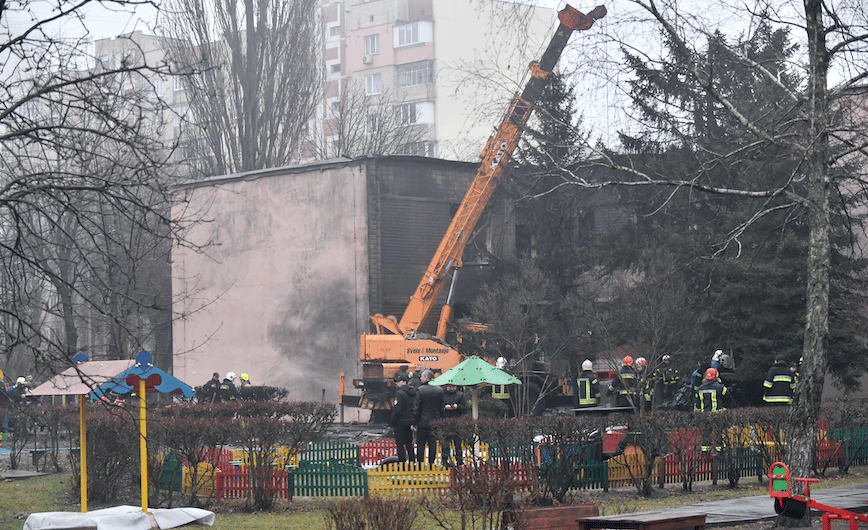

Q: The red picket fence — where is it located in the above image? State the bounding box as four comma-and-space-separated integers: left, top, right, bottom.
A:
214, 466, 290, 500
359, 439, 401, 466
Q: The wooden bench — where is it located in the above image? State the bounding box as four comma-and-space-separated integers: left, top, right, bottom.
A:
576, 512, 706, 530
504, 503, 599, 530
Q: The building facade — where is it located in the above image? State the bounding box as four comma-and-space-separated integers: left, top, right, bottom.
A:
317, 0, 555, 160
172, 157, 482, 410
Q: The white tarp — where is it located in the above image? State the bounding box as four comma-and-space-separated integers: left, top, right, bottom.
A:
24, 505, 215, 530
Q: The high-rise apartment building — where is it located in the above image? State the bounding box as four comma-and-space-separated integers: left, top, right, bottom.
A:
318, 0, 555, 161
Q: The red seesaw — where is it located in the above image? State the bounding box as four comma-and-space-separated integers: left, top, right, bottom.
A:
769, 462, 868, 530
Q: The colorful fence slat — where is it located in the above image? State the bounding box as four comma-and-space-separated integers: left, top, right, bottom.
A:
299, 440, 359, 466
368, 461, 452, 496
291, 462, 368, 497
215, 466, 290, 500
359, 439, 399, 466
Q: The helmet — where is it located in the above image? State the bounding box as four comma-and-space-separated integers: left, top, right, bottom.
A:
720, 354, 735, 370
16, 376, 26, 385
661, 354, 671, 364
226, 372, 236, 381
240, 373, 249, 382
712, 350, 723, 361
582, 359, 593, 371
636, 357, 647, 369
496, 357, 507, 370
622, 356, 633, 367
705, 368, 719, 380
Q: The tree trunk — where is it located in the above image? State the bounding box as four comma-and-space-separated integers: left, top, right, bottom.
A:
779, 2, 830, 526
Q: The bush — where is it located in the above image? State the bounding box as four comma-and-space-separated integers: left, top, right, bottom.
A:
325, 497, 419, 530
232, 400, 335, 510
61, 406, 139, 503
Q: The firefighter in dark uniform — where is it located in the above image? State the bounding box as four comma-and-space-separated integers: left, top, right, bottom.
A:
763, 356, 795, 404
217, 372, 240, 403
651, 354, 679, 408
695, 367, 729, 452
576, 359, 600, 407
608, 356, 637, 408
694, 368, 729, 412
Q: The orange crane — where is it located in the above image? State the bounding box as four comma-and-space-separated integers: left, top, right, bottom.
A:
340, 4, 606, 420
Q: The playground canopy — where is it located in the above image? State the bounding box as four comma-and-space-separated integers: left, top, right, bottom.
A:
27, 352, 194, 515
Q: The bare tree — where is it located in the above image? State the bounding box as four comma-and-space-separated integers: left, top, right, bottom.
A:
319, 79, 431, 159
553, 0, 868, 489
157, 0, 322, 177
1, 0, 183, 376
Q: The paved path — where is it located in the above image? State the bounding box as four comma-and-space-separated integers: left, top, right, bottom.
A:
611, 482, 868, 526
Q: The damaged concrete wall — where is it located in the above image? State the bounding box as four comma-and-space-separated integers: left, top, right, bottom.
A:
172, 160, 370, 404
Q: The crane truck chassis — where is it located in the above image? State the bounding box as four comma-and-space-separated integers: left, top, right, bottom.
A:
339, 4, 606, 422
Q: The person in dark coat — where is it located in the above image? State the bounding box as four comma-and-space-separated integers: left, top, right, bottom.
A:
202, 372, 220, 403
441, 383, 468, 467
217, 372, 240, 403
390, 372, 417, 463
763, 356, 795, 404
413, 369, 443, 465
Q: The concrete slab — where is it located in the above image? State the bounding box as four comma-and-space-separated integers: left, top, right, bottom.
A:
0, 469, 48, 480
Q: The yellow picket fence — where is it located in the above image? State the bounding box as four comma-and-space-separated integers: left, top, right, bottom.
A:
182, 462, 218, 496
368, 461, 452, 496
232, 446, 299, 468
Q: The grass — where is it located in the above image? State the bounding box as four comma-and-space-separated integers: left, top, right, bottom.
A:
2, 468, 867, 530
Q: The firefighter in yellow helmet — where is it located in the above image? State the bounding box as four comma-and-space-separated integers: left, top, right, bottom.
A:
239, 373, 251, 388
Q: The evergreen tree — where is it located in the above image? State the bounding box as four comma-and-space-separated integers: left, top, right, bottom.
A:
611, 21, 868, 398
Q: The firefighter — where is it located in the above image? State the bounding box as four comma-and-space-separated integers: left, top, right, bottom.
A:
695, 367, 728, 452
651, 354, 680, 408
217, 372, 240, 403
763, 356, 795, 404
239, 373, 252, 387
608, 356, 637, 408
694, 368, 728, 412
576, 359, 600, 408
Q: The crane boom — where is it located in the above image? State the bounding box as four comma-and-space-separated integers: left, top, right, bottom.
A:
346, 5, 606, 419
372, 4, 606, 336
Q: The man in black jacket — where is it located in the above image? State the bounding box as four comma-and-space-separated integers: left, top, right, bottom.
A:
390, 372, 417, 463
202, 372, 220, 403
441, 383, 468, 467
413, 369, 443, 465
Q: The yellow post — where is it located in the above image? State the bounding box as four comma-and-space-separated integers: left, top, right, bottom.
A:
139, 378, 148, 513
79, 396, 87, 512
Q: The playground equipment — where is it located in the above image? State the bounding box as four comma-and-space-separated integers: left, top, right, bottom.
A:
769, 461, 868, 529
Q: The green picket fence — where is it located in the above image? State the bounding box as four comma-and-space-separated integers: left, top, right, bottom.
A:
713, 447, 765, 483
290, 461, 368, 497
299, 440, 359, 466
831, 427, 868, 467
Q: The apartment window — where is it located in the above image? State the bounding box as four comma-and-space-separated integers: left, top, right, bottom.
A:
397, 60, 434, 87
400, 141, 435, 157
365, 73, 382, 95
365, 114, 380, 134
330, 26, 341, 37
397, 22, 419, 46
365, 34, 380, 55
173, 75, 184, 92
395, 102, 418, 125
330, 63, 341, 74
